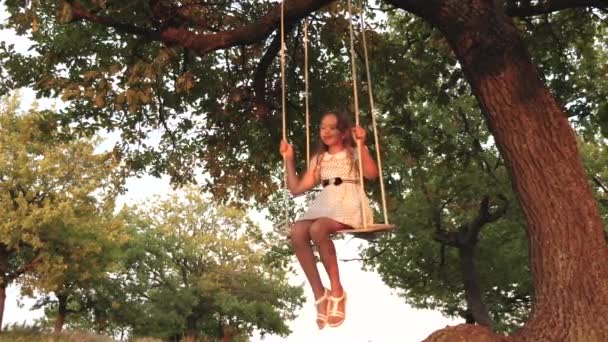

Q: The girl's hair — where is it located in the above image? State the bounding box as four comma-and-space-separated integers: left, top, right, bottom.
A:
313, 111, 356, 170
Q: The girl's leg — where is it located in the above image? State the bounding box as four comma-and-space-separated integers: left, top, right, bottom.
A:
291, 220, 325, 298
309, 218, 350, 296
291, 220, 329, 328
309, 218, 350, 326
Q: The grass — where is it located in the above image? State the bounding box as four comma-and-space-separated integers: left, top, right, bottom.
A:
0, 324, 167, 342
0, 330, 115, 342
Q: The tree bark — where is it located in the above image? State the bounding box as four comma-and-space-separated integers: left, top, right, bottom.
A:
182, 315, 199, 342
54, 292, 68, 333
181, 332, 198, 342
0, 245, 8, 332
409, 0, 608, 340
0, 284, 5, 332
459, 245, 494, 328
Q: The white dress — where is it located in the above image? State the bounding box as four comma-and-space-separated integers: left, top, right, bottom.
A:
298, 148, 373, 229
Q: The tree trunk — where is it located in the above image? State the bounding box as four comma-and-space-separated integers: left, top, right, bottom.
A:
54, 292, 68, 333
414, 1, 608, 341
0, 284, 5, 332
221, 332, 234, 342
181, 331, 198, 342
459, 244, 494, 328
0, 245, 8, 332
182, 315, 199, 342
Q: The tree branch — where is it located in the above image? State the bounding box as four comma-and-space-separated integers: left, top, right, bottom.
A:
592, 175, 608, 194
252, 22, 296, 118
341, 248, 387, 262
70, 0, 333, 56
464, 195, 508, 244
69, 1, 158, 38
505, 0, 607, 17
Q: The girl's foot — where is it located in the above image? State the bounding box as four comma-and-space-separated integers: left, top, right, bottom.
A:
327, 290, 347, 327
315, 288, 330, 329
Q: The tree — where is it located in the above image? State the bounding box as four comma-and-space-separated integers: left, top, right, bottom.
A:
0, 94, 124, 331
69, 191, 304, 341
359, 8, 607, 333
360, 91, 530, 331
30, 210, 127, 333
2, 1, 608, 340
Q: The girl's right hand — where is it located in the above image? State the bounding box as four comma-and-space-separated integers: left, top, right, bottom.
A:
280, 139, 294, 160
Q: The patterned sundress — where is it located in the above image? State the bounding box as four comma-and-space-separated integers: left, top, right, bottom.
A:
298, 148, 373, 229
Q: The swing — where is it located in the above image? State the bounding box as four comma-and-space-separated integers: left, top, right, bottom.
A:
279, 0, 396, 238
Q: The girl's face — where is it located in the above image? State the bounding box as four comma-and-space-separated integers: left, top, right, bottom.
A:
320, 113, 345, 148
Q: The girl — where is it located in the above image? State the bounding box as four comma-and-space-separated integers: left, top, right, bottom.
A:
279, 111, 378, 329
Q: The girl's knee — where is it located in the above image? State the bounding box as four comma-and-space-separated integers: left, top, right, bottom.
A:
290, 223, 311, 248
309, 221, 331, 242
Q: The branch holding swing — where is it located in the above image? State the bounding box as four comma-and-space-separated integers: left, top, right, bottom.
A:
253, 23, 297, 118
68, 1, 156, 37
69, 0, 333, 56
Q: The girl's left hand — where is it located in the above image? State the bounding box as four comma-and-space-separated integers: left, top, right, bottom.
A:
351, 125, 366, 143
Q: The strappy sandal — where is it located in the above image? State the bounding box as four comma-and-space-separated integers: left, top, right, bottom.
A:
327, 291, 347, 327
315, 288, 330, 329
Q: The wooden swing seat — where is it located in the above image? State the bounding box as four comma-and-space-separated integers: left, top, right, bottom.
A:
336, 223, 396, 235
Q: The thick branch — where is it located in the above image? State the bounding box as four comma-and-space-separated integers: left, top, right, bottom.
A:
71, 0, 333, 56
383, 0, 443, 19
70, 1, 157, 37
464, 195, 508, 244
253, 23, 296, 118
505, 0, 607, 17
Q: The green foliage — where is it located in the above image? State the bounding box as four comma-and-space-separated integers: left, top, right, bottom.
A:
0, 1, 384, 204
0, 93, 124, 293
63, 189, 304, 340
516, 9, 608, 138
0, 93, 126, 333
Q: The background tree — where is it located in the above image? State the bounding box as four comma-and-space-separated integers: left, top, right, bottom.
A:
0, 94, 124, 330
62, 190, 304, 341
29, 210, 127, 333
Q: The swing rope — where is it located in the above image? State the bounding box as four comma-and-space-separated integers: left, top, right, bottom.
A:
358, 5, 390, 225
345, 0, 393, 231
346, 0, 369, 229
280, 0, 289, 227
304, 20, 311, 168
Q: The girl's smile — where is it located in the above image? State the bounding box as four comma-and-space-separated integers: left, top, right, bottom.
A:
320, 114, 345, 149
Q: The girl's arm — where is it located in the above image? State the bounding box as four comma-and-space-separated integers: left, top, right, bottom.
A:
352, 126, 379, 179
280, 140, 319, 195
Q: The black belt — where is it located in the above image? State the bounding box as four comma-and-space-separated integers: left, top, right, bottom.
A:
322, 177, 359, 187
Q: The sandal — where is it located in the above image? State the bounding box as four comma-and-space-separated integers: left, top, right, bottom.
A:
315, 288, 330, 329
327, 290, 347, 327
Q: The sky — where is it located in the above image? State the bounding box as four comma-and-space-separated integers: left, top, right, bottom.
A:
0, 5, 460, 341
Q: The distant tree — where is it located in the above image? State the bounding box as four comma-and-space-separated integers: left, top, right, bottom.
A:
0, 94, 124, 330
66, 190, 304, 341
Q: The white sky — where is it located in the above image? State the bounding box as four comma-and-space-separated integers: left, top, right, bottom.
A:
1, 5, 460, 341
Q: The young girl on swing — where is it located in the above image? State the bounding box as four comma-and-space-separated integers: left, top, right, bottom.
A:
279, 110, 378, 329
